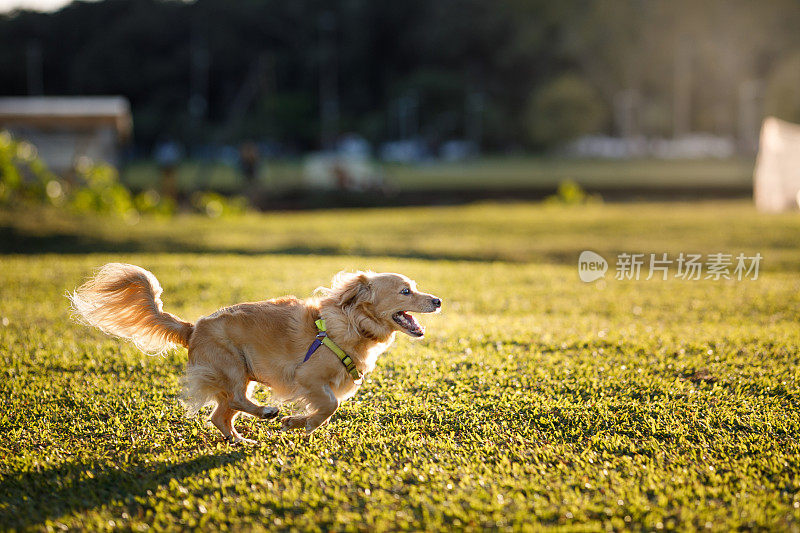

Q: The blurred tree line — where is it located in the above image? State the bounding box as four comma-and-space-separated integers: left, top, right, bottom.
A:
1, 0, 800, 152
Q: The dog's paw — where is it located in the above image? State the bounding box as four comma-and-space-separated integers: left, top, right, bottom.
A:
225, 434, 256, 445
259, 406, 279, 419
280, 415, 307, 431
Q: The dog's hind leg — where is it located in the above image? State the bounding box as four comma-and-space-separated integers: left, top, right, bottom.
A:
210, 393, 249, 444
189, 341, 279, 442
229, 384, 280, 421
214, 376, 279, 443
212, 388, 277, 444
214, 343, 280, 422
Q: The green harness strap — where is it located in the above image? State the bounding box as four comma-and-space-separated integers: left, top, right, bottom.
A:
315, 319, 363, 382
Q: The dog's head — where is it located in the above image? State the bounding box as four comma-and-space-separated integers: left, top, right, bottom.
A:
326, 271, 441, 339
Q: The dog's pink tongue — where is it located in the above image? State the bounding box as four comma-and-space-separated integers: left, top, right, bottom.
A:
401, 311, 423, 333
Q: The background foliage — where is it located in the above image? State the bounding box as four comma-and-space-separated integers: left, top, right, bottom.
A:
0, 130, 245, 217
2, 0, 800, 150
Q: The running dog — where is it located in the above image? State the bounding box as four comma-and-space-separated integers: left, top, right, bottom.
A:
69, 264, 441, 442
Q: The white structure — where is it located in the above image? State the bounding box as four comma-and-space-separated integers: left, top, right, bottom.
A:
564, 134, 736, 159
0, 96, 131, 173
753, 117, 800, 212
303, 152, 381, 191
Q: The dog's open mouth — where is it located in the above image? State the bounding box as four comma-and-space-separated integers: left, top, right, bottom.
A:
392, 311, 424, 337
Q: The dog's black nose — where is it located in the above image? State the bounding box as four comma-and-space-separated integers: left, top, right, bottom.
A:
431, 297, 442, 308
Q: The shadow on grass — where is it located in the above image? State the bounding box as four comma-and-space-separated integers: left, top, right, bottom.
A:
0, 450, 248, 529
2, 225, 574, 263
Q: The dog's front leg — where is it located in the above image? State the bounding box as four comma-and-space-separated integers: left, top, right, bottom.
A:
280, 414, 308, 431
283, 384, 338, 434
304, 384, 339, 434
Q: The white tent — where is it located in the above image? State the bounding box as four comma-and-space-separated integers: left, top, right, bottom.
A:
753, 116, 800, 212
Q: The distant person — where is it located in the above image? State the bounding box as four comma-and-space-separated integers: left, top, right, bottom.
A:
154, 140, 183, 201
332, 160, 351, 190
239, 142, 260, 191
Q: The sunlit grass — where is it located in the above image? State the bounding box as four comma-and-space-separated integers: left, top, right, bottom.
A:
1, 200, 799, 530
3, 200, 799, 270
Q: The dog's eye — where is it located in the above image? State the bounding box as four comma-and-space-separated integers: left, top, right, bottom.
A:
400, 287, 411, 295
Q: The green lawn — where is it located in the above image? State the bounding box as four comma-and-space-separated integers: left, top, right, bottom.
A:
1, 201, 800, 531
121, 157, 755, 193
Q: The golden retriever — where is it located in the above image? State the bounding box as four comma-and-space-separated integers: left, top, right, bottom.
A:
69, 264, 441, 442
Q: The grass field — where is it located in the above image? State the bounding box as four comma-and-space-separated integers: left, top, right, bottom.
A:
121, 157, 755, 194
2, 200, 800, 531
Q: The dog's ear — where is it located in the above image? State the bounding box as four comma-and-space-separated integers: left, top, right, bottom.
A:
333, 272, 373, 309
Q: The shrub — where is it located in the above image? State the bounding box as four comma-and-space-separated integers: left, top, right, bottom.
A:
0, 131, 64, 207
191, 191, 248, 218
0, 130, 246, 219
68, 157, 138, 218
545, 179, 602, 205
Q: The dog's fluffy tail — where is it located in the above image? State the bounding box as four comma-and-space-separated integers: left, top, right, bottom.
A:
68, 263, 194, 354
